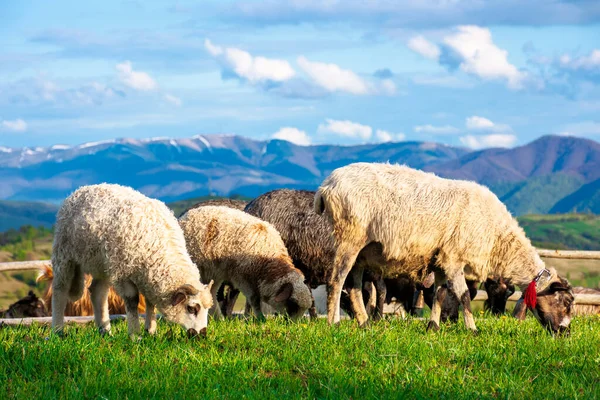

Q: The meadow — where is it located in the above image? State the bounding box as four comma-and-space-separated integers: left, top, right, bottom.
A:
1, 316, 599, 399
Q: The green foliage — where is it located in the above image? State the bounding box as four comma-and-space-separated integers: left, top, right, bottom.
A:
0, 225, 54, 261
490, 174, 585, 216
518, 214, 600, 250
0, 317, 599, 399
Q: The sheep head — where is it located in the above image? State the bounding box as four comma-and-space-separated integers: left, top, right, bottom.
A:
165, 281, 214, 338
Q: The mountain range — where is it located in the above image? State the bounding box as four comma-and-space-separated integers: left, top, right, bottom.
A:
0, 134, 599, 230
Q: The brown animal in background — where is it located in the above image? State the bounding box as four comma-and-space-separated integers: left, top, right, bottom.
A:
0, 291, 48, 318
483, 276, 515, 315
37, 264, 146, 316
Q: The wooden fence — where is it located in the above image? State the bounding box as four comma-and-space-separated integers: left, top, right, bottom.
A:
1, 249, 599, 325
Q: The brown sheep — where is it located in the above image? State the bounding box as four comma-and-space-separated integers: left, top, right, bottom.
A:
0, 291, 48, 318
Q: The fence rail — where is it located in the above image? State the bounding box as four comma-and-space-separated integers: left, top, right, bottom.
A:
537, 249, 600, 260
1, 247, 599, 274
0, 260, 50, 273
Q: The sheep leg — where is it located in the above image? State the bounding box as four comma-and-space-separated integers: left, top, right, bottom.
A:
51, 285, 70, 336
244, 299, 252, 316
448, 271, 478, 333
308, 293, 318, 320
372, 276, 387, 321
328, 245, 363, 325
347, 266, 369, 326
223, 287, 241, 317
427, 273, 447, 332
116, 280, 141, 340
51, 259, 77, 336
209, 279, 224, 320
248, 293, 265, 321
144, 301, 156, 335
89, 278, 111, 336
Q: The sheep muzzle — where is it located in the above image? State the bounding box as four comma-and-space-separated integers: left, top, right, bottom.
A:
187, 327, 207, 339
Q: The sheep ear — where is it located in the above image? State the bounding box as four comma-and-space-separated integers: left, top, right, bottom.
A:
512, 298, 527, 320
549, 281, 570, 292
171, 284, 199, 306
206, 280, 214, 291
274, 282, 293, 303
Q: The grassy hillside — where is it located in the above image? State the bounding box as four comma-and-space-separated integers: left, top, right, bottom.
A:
518, 214, 600, 250
551, 178, 600, 214
0, 226, 54, 308
2, 317, 599, 399
490, 174, 585, 216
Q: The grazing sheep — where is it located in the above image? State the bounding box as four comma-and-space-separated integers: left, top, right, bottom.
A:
51, 184, 213, 339
0, 291, 47, 318
179, 206, 312, 320
180, 198, 249, 317
315, 163, 573, 334
245, 189, 390, 321
572, 287, 600, 316
37, 264, 146, 316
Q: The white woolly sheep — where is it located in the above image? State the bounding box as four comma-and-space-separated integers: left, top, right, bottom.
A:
51, 184, 213, 339
179, 206, 313, 320
315, 163, 573, 334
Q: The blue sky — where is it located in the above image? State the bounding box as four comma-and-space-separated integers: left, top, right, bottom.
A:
1, 0, 599, 149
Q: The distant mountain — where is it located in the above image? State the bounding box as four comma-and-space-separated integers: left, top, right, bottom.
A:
426, 135, 600, 215
1, 134, 599, 217
426, 135, 600, 183
0, 135, 467, 203
0, 200, 58, 231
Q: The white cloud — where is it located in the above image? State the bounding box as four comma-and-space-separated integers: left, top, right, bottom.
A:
375, 129, 405, 142
460, 134, 517, 149
465, 116, 495, 130
558, 121, 600, 137
204, 39, 295, 83
1, 118, 27, 132
443, 26, 526, 89
407, 36, 440, 60
116, 61, 157, 91
465, 116, 513, 134
164, 94, 182, 106
414, 124, 460, 135
297, 56, 370, 95
272, 127, 311, 146
558, 50, 600, 71
318, 119, 372, 140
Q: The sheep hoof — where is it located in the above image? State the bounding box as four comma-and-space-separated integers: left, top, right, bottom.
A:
426, 321, 440, 332
129, 334, 142, 342
98, 327, 112, 337
471, 329, 479, 336
358, 320, 371, 329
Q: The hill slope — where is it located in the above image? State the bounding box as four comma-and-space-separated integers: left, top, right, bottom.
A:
0, 200, 59, 231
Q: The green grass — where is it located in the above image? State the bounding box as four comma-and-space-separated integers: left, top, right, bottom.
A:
1, 316, 599, 399
519, 213, 600, 250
